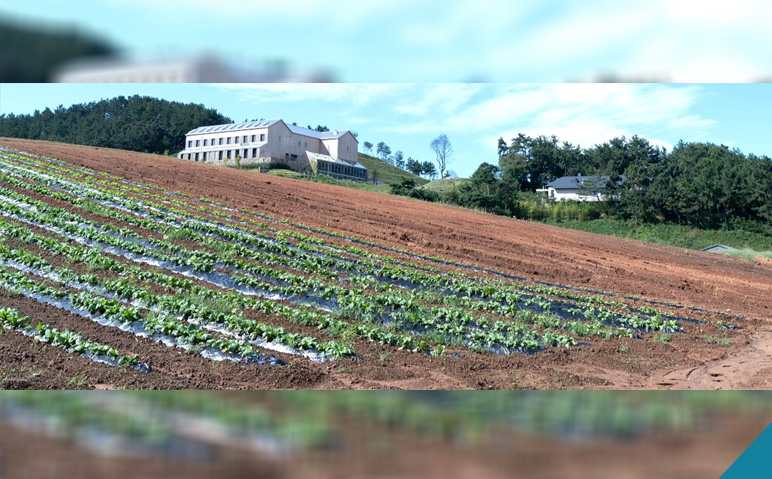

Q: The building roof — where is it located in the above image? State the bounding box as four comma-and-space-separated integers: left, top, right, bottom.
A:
287, 124, 353, 141
701, 244, 737, 253
306, 151, 367, 170
187, 120, 280, 135
187, 120, 357, 141
544, 175, 624, 190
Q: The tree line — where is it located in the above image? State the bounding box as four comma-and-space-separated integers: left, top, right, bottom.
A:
363, 134, 452, 180
446, 134, 772, 234
0, 95, 232, 155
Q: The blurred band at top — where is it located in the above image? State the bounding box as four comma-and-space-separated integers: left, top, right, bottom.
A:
1, 0, 771, 83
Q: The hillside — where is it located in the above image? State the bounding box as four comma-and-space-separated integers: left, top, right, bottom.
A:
420, 177, 470, 195
2, 138, 772, 391
356, 152, 428, 185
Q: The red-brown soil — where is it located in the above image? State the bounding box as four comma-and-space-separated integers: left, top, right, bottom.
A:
1, 138, 771, 390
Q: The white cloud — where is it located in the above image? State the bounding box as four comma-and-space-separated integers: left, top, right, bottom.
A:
410, 84, 717, 150
215, 83, 404, 107
392, 84, 482, 116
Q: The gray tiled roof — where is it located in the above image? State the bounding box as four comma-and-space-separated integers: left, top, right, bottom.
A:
187, 120, 356, 141
701, 244, 737, 253
287, 124, 351, 140
187, 120, 279, 135
545, 175, 624, 190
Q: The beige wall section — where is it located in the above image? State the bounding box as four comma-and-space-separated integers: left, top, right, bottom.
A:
179, 121, 358, 174
322, 132, 358, 163
185, 126, 270, 153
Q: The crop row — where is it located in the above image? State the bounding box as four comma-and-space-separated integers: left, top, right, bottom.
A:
0, 182, 675, 344
0, 150, 691, 323
0, 306, 145, 370
0, 148, 700, 362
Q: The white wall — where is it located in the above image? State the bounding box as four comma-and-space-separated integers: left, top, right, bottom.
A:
179, 121, 357, 173
549, 188, 604, 202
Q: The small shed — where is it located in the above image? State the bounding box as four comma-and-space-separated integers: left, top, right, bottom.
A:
701, 244, 737, 253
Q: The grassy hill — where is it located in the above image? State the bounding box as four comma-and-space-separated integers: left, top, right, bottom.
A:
356, 153, 428, 186
419, 177, 470, 195
265, 168, 391, 193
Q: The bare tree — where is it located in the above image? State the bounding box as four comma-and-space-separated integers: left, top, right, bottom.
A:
430, 134, 453, 178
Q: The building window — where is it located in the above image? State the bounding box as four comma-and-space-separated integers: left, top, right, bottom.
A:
219, 151, 223, 161
260, 134, 265, 141
290, 154, 298, 161
227, 150, 231, 159
305, 141, 308, 148
285, 153, 289, 161
252, 148, 257, 158
195, 153, 199, 161
187, 154, 191, 160
227, 137, 231, 144
235, 136, 239, 144
203, 152, 207, 160
243, 135, 248, 143
243, 149, 247, 158
187, 140, 192, 148
195, 140, 200, 147
219, 138, 223, 145
251, 135, 256, 142
203, 139, 208, 146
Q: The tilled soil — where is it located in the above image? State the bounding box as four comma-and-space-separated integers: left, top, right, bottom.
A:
1, 138, 771, 390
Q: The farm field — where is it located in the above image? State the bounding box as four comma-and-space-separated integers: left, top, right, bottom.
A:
0, 138, 771, 389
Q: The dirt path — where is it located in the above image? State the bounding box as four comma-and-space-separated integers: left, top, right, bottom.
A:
648, 326, 772, 389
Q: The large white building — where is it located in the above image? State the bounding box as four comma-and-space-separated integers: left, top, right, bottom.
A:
177, 119, 367, 181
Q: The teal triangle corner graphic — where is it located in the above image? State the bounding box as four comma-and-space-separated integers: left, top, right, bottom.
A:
722, 421, 772, 478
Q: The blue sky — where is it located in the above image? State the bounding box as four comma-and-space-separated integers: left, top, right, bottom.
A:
3, 1, 772, 81
1, 83, 770, 177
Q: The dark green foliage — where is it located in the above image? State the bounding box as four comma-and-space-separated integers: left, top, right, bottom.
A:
390, 178, 440, 202
0, 18, 116, 82
446, 163, 508, 214
263, 161, 292, 171
441, 133, 772, 239
421, 161, 437, 179
406, 157, 423, 176
0, 95, 232, 155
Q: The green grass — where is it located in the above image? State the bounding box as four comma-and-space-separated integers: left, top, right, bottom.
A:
704, 335, 733, 346
356, 152, 428, 186
266, 169, 391, 193
419, 177, 470, 195
543, 218, 772, 252
722, 247, 772, 262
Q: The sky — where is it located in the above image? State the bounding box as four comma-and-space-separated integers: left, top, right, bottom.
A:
1, 83, 770, 178
3, 1, 772, 81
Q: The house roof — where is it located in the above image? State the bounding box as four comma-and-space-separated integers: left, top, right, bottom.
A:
306, 151, 367, 170
187, 120, 357, 141
287, 124, 354, 141
545, 175, 624, 190
187, 120, 280, 135
701, 244, 737, 253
